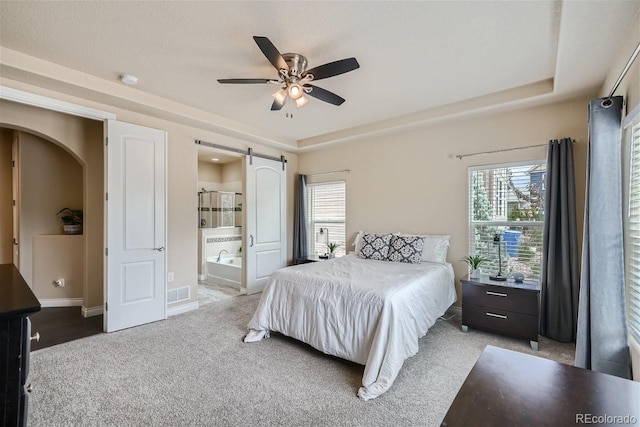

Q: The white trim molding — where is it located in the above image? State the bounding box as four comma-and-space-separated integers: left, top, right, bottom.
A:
82, 305, 104, 318
167, 301, 199, 317
0, 86, 116, 120
39, 298, 83, 308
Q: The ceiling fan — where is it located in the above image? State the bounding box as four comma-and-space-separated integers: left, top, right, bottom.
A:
218, 36, 359, 110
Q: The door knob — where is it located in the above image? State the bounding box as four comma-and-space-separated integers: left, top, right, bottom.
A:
153, 247, 165, 252
30, 332, 40, 343
26, 384, 34, 393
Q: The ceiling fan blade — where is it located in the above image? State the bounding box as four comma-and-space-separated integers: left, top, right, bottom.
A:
303, 58, 359, 81
271, 99, 286, 110
253, 36, 289, 72
304, 85, 345, 106
217, 78, 276, 84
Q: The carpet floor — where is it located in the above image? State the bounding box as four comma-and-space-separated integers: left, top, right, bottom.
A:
28, 294, 575, 427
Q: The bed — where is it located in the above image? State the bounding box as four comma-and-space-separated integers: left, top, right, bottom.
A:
244, 233, 457, 400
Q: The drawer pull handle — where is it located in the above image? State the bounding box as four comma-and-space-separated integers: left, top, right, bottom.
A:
31, 332, 40, 343
486, 291, 507, 297
486, 312, 507, 319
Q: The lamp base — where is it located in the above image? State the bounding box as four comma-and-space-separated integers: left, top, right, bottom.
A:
489, 274, 507, 281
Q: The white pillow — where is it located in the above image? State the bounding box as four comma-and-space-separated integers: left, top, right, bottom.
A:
353, 230, 365, 254
421, 235, 451, 263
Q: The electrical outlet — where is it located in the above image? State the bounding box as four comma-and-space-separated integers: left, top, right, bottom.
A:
168, 272, 174, 282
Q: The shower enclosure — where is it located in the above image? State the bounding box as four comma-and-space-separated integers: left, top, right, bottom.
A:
198, 190, 242, 228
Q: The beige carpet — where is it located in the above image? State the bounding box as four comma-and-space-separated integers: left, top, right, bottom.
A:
28, 294, 575, 426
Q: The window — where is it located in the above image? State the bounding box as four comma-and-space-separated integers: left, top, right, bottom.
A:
469, 161, 546, 280
625, 121, 640, 341
307, 181, 346, 257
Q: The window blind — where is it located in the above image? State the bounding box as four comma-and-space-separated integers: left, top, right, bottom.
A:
307, 181, 346, 257
626, 122, 640, 341
469, 161, 546, 280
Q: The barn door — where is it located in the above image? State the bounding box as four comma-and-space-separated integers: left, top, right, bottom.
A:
244, 155, 286, 294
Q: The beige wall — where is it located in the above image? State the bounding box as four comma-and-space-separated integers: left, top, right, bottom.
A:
33, 235, 83, 299
198, 160, 222, 183
222, 159, 242, 183
298, 96, 592, 304
0, 129, 12, 263
18, 131, 83, 288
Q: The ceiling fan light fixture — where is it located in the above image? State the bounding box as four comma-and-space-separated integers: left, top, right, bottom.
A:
295, 95, 309, 108
272, 88, 287, 104
288, 84, 303, 99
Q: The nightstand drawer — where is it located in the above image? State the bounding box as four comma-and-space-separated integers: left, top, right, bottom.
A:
462, 304, 538, 340
462, 281, 538, 315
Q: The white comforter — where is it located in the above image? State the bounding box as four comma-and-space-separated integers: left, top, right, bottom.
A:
244, 254, 456, 400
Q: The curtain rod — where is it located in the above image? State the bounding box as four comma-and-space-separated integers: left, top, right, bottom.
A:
607, 42, 640, 99
308, 169, 351, 176
456, 140, 576, 160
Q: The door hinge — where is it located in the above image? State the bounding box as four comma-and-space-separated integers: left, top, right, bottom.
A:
12, 200, 15, 206
11, 160, 15, 167
105, 192, 108, 201
105, 137, 108, 146
105, 302, 108, 311
105, 248, 108, 256
13, 238, 17, 246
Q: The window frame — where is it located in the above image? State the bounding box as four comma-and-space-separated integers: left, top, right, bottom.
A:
468, 159, 546, 281
624, 119, 640, 342
306, 180, 346, 257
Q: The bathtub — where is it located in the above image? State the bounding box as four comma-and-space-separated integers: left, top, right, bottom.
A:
205, 256, 242, 288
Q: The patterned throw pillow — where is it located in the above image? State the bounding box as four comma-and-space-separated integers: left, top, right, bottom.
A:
358, 233, 392, 261
387, 234, 425, 263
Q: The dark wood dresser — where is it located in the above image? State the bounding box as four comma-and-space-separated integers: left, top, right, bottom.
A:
441, 345, 640, 427
1, 264, 41, 427
461, 275, 540, 350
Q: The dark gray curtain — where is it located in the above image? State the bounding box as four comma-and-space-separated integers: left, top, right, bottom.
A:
293, 174, 308, 262
575, 96, 632, 379
540, 138, 579, 342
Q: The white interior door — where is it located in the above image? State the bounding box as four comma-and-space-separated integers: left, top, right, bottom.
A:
244, 155, 286, 294
105, 120, 167, 332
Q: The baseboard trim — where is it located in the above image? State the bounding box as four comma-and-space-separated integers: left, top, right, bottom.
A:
39, 298, 83, 308
82, 305, 104, 318
167, 301, 199, 317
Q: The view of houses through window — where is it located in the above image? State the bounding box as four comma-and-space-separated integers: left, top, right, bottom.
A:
307, 181, 346, 257
469, 161, 546, 280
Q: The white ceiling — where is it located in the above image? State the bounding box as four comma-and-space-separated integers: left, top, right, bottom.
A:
1, 1, 638, 151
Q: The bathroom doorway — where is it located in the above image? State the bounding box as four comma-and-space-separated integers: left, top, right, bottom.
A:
196, 148, 244, 306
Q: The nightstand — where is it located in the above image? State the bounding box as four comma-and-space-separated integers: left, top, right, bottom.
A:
461, 275, 540, 350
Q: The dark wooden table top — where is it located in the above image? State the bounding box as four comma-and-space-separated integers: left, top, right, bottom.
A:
0, 263, 40, 318
441, 345, 640, 427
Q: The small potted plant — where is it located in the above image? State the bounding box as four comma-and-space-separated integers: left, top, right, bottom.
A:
326, 242, 341, 259
462, 254, 486, 279
56, 207, 83, 235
